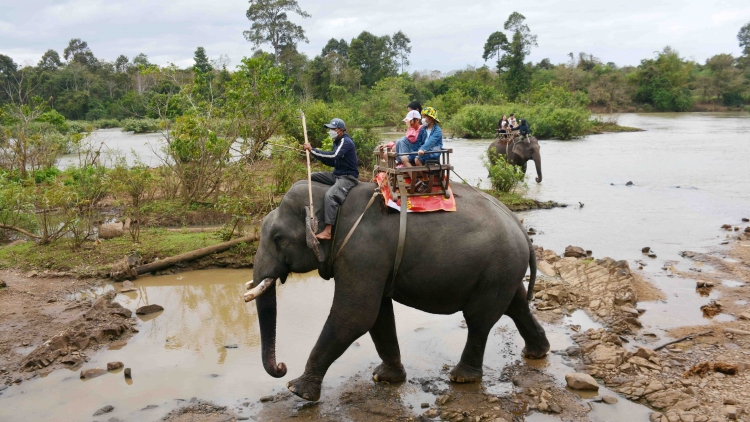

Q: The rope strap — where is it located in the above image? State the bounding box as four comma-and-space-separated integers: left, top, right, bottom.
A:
334, 191, 381, 260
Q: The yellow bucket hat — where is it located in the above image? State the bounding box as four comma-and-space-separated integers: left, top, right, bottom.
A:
422, 107, 440, 123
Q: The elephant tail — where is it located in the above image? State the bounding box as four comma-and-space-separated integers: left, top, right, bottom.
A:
527, 240, 536, 303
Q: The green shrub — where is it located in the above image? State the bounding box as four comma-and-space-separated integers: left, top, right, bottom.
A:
271, 138, 305, 193
445, 104, 503, 138
35, 110, 69, 133
66, 120, 93, 134
483, 153, 525, 193
349, 128, 381, 170
121, 118, 161, 133
92, 118, 121, 129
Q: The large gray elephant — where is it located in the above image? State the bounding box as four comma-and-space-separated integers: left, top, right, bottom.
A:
487, 135, 543, 183
250, 180, 550, 401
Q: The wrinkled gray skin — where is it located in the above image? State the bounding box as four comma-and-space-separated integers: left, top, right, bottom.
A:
253, 180, 550, 401
488, 136, 543, 183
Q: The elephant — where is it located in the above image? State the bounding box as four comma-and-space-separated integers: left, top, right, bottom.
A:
249, 179, 550, 401
487, 134, 543, 183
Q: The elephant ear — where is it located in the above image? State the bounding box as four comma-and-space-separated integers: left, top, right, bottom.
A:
511, 142, 526, 158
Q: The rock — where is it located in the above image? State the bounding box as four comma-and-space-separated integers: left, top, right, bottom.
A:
721, 224, 732, 230
93, 405, 114, 416
421, 402, 429, 408
120, 280, 136, 293
739, 313, 750, 321
565, 372, 599, 391
99, 223, 124, 239
124, 368, 132, 379
564, 246, 587, 258
647, 251, 657, 258
629, 356, 661, 370
224, 344, 239, 349
424, 408, 439, 418
80, 368, 107, 379
565, 346, 582, 357
634, 346, 656, 359
649, 412, 663, 422
549, 403, 562, 413
435, 394, 453, 406
141, 404, 159, 410
107, 361, 123, 371
723, 405, 740, 420
537, 260, 557, 277
259, 395, 273, 402
626, 181, 634, 186
619, 306, 640, 316
672, 398, 699, 411
646, 389, 692, 410
724, 328, 750, 336
642, 247, 651, 253
602, 395, 618, 404
742, 218, 749, 222
745, 226, 750, 233
643, 380, 665, 396
0, 279, 6, 288
135, 304, 164, 315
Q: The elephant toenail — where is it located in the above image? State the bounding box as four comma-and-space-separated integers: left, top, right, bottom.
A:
286, 381, 290, 387
373, 374, 379, 382
303, 393, 311, 400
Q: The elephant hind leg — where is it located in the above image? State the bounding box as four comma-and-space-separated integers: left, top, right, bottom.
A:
505, 284, 550, 359
450, 291, 514, 383
369, 297, 406, 383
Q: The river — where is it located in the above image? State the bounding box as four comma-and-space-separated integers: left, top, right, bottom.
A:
2, 113, 749, 421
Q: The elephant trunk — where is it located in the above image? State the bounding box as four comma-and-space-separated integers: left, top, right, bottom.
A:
532, 150, 542, 183
255, 278, 287, 378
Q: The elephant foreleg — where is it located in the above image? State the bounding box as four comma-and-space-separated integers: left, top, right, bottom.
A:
504, 285, 550, 359
287, 279, 383, 401
369, 297, 406, 383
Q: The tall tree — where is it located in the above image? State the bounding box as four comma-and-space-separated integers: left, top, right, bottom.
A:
38, 50, 63, 71
193, 47, 213, 73
482, 31, 508, 62
391, 31, 412, 73
63, 38, 97, 67
496, 12, 537, 101
321, 38, 349, 58
348, 31, 398, 87
632, 46, 693, 111
114, 55, 130, 73
133, 53, 151, 68
738, 21, 750, 56
243, 0, 311, 62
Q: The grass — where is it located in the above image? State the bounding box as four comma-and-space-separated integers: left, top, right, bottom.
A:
482, 189, 561, 211
588, 120, 643, 134
0, 228, 244, 277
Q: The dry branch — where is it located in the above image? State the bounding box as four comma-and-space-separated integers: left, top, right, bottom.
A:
652, 330, 713, 351
0, 224, 42, 240
133, 233, 258, 276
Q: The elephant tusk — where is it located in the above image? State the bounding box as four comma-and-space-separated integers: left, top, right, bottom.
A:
243, 278, 275, 302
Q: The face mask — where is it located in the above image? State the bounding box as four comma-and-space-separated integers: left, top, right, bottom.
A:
421, 118, 426, 125
328, 130, 338, 139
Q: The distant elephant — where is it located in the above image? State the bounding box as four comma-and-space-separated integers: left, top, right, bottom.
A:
487, 134, 542, 183
248, 180, 550, 401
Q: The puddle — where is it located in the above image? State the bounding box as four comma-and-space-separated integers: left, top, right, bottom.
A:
713, 313, 737, 322
735, 300, 748, 306
563, 310, 603, 332
65, 284, 115, 301
722, 279, 745, 288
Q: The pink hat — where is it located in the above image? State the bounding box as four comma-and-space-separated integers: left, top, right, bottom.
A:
402, 110, 421, 122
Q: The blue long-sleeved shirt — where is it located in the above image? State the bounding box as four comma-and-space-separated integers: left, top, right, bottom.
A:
415, 124, 443, 152
310, 133, 359, 178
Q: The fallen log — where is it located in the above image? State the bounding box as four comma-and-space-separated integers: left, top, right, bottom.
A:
132, 234, 259, 276
652, 330, 713, 351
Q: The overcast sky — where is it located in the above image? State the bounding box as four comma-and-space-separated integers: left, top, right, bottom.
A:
1, 0, 749, 72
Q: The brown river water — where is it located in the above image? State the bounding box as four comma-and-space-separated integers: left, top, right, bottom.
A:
3, 112, 750, 421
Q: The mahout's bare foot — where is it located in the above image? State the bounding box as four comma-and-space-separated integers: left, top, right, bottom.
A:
315, 225, 332, 240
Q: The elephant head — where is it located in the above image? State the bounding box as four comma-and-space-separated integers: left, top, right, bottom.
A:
249, 183, 323, 378
488, 135, 542, 183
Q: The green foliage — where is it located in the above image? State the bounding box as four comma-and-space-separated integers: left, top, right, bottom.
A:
226, 54, 295, 159
445, 105, 505, 138
483, 153, 525, 193
36, 110, 69, 133
483, 12, 538, 101
631, 47, 694, 111
109, 159, 157, 242
349, 127, 381, 170
244, 0, 311, 60
348, 31, 398, 87
271, 137, 305, 193
121, 118, 161, 133
91, 118, 121, 129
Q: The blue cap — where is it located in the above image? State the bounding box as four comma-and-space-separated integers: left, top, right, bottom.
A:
323, 118, 346, 130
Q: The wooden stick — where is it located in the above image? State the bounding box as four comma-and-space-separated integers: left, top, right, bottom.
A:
244, 278, 274, 302
301, 111, 314, 211
652, 330, 713, 351
133, 234, 258, 276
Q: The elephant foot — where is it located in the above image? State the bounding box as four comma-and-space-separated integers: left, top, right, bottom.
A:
522, 341, 550, 360
286, 375, 322, 402
372, 362, 406, 383
449, 362, 483, 383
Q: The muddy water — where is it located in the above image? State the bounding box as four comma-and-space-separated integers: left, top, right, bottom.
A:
57, 128, 163, 168
5, 113, 750, 420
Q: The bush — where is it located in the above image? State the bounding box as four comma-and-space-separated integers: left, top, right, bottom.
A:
349, 127, 381, 171
483, 153, 525, 193
35, 110, 69, 133
447, 103, 592, 140
271, 138, 305, 193
67, 120, 93, 134
92, 118, 121, 129
121, 118, 161, 133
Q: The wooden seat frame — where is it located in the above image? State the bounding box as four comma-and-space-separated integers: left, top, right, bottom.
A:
374, 148, 454, 201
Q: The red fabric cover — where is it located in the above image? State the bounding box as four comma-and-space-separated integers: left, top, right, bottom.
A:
374, 172, 456, 212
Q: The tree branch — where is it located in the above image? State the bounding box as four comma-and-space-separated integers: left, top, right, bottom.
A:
0, 224, 42, 240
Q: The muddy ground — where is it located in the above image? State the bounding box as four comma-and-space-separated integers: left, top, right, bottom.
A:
2, 226, 750, 421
